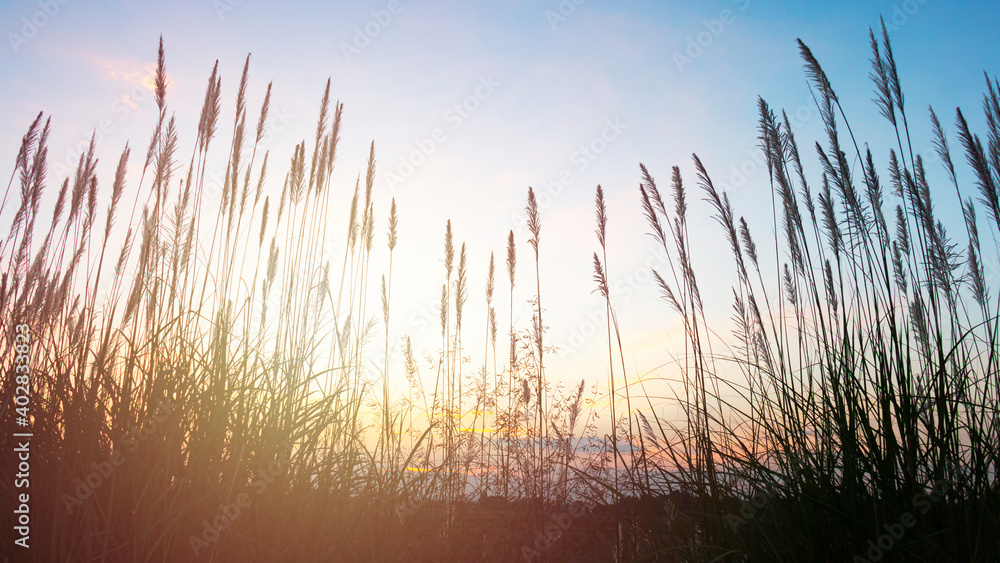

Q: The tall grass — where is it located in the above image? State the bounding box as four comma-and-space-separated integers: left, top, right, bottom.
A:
1, 21, 998, 562
613, 20, 1000, 562
0, 38, 601, 562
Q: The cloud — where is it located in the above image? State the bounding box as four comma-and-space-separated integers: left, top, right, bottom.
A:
72, 48, 160, 95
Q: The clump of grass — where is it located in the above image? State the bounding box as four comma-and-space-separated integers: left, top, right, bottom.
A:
615, 18, 1000, 562
0, 37, 609, 562
0, 38, 451, 561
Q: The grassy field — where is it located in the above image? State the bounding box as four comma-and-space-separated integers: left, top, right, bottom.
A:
2, 22, 999, 562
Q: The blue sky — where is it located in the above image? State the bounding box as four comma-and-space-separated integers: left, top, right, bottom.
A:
2, 0, 999, 414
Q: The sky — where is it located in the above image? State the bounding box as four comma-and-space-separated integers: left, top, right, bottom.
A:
2, 0, 999, 423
